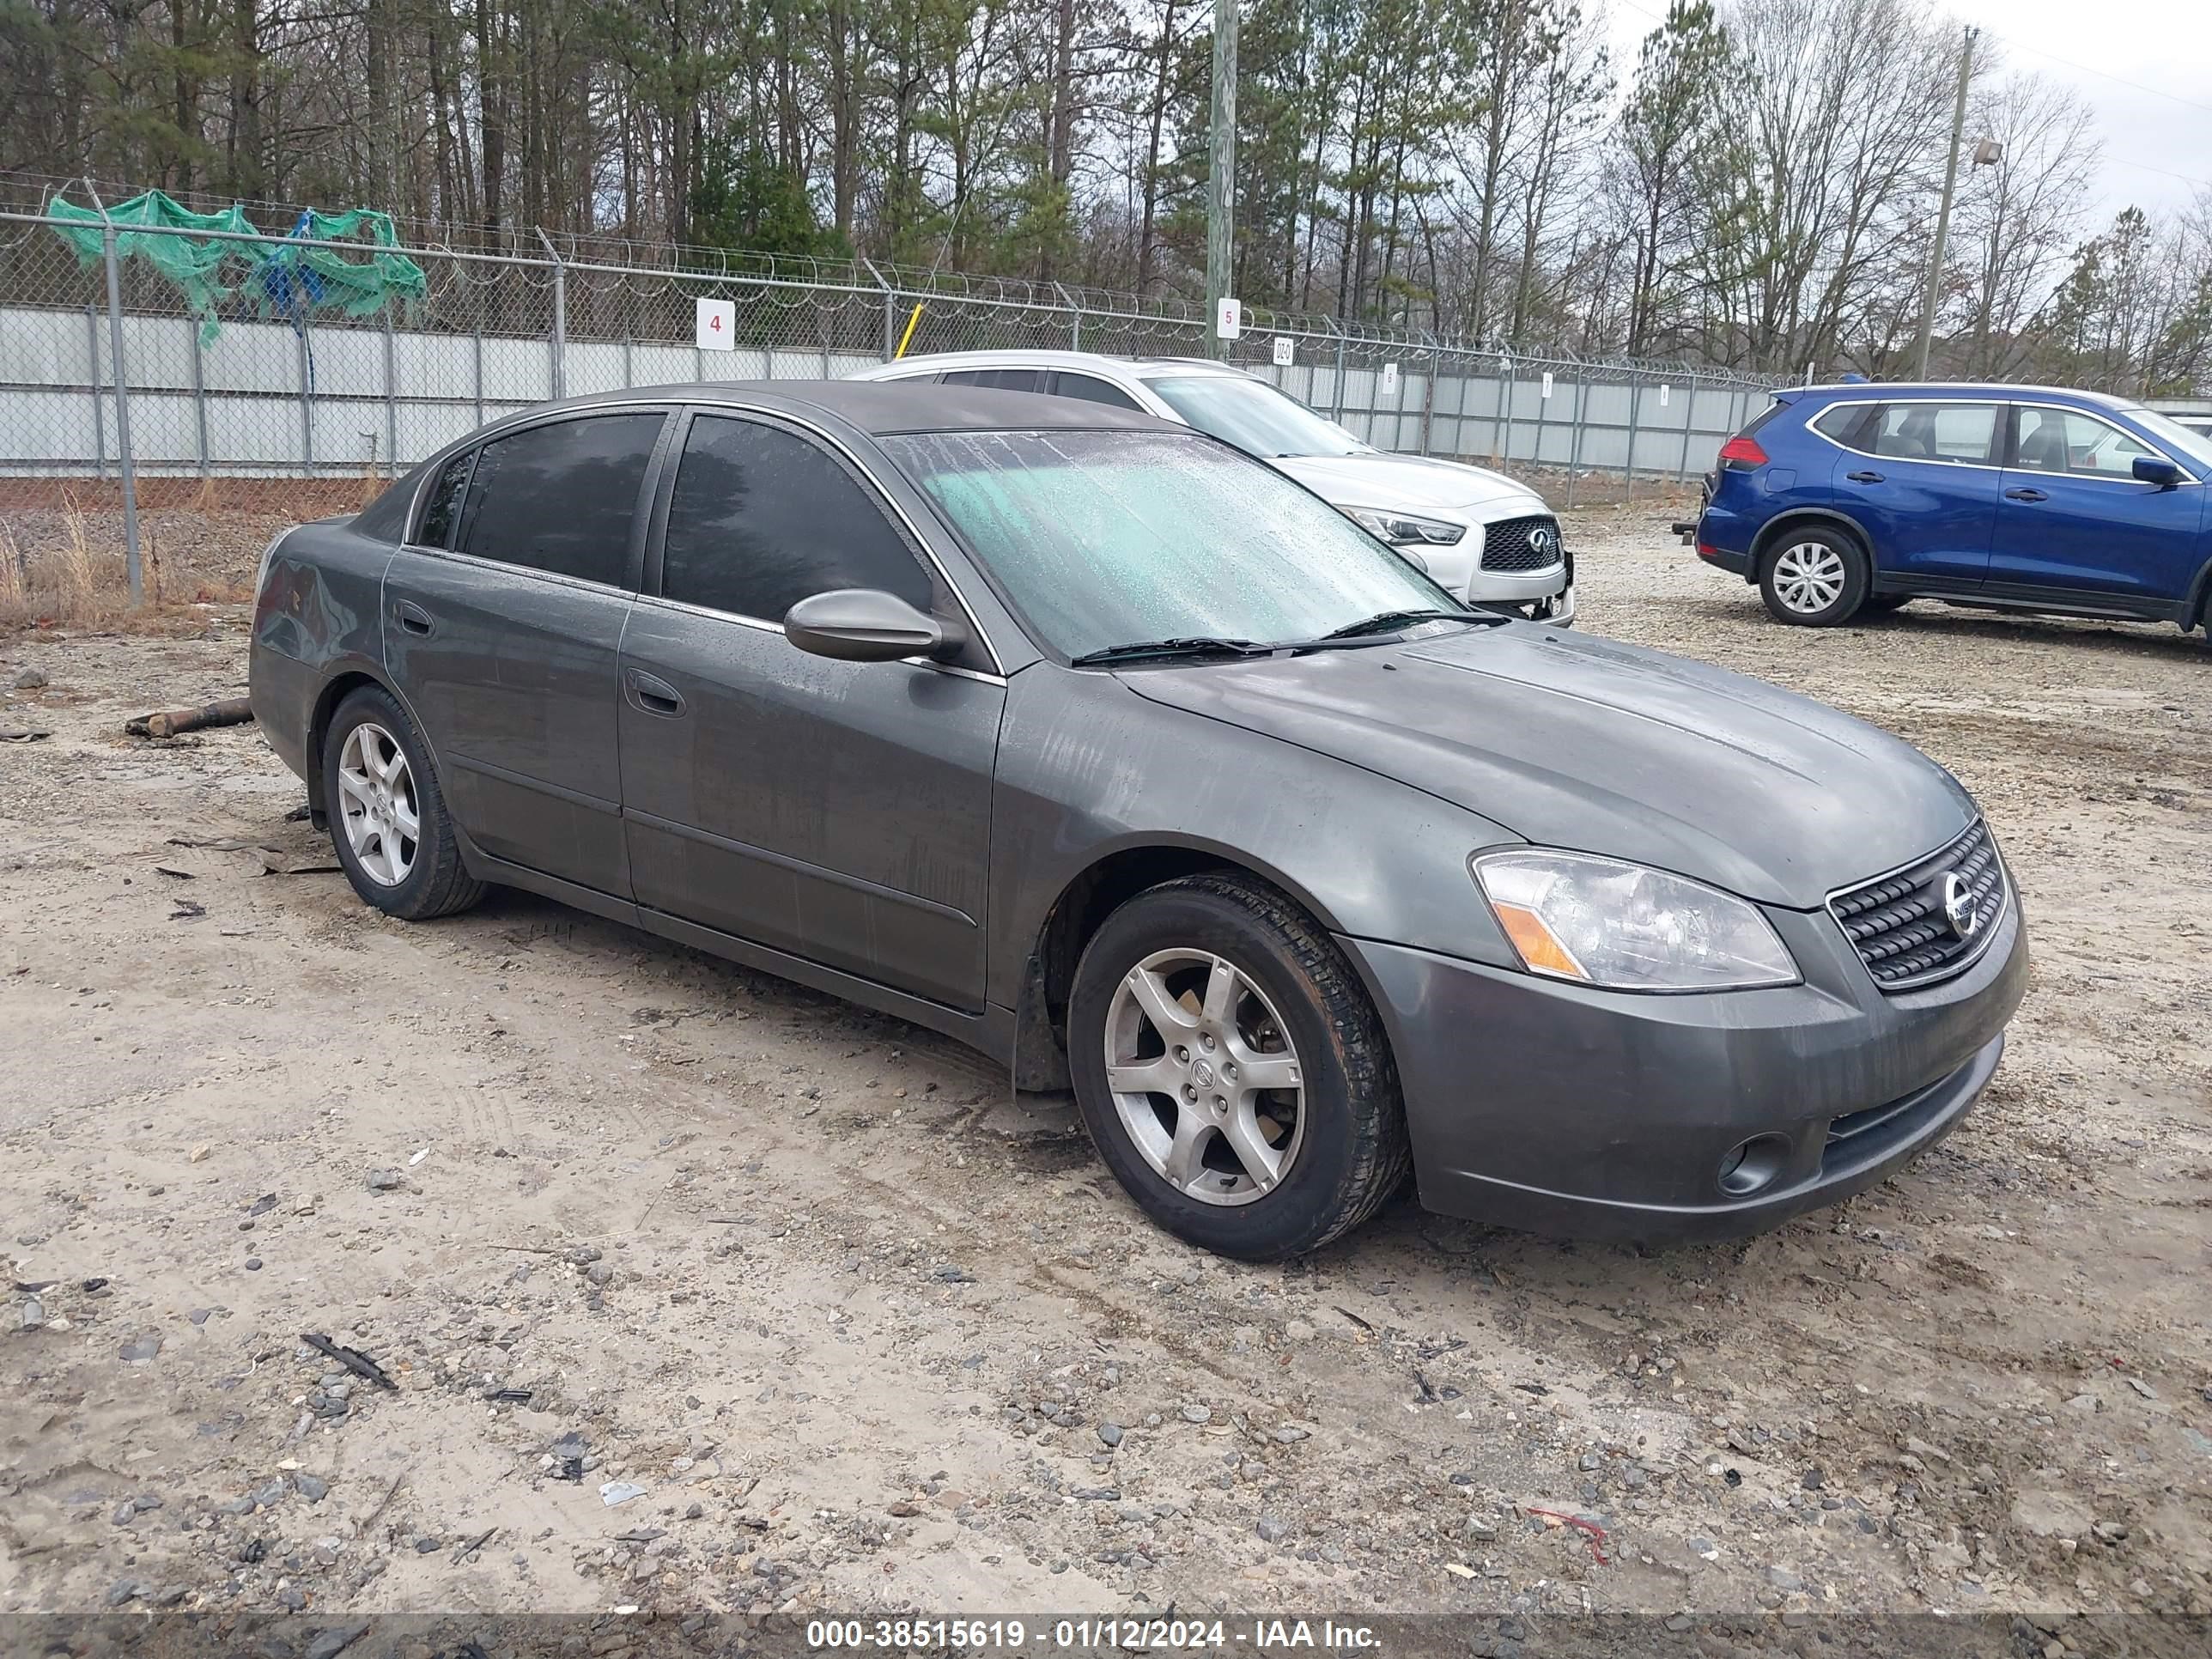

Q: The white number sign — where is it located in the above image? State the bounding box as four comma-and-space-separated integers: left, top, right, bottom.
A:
696, 297, 735, 351
1541, 371, 1554, 399
1660, 383, 1671, 407
1215, 296, 1243, 340
1381, 362, 1401, 396
1272, 336, 1295, 368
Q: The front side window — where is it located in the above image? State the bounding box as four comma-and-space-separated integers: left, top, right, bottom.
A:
459, 413, 664, 586
1144, 375, 1366, 459
1863, 403, 1998, 465
2014, 407, 2159, 478
660, 415, 933, 621
885, 428, 1454, 659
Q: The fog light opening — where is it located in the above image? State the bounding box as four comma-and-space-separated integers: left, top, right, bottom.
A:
1717, 1134, 1790, 1197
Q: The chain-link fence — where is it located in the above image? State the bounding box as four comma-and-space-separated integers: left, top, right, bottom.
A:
0, 194, 1773, 605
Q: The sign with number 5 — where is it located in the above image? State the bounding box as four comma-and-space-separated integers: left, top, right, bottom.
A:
696, 298, 736, 352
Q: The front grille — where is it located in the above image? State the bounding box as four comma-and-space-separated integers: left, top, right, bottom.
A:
1480, 515, 1565, 573
1829, 821, 2006, 992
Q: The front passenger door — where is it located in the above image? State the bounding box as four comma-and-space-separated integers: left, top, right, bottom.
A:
617, 412, 1004, 1011
1992, 404, 2206, 605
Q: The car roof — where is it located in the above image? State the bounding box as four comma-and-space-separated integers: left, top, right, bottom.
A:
860, 349, 1249, 382
524, 379, 1188, 438
1791, 381, 2137, 410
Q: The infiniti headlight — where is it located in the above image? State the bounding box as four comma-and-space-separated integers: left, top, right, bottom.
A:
1472, 849, 1798, 992
1343, 507, 1466, 546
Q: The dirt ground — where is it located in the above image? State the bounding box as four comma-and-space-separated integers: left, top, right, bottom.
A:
2, 506, 2209, 1638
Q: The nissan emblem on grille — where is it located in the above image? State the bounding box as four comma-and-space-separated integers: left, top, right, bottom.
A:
1828, 821, 2006, 992
1942, 872, 1983, 939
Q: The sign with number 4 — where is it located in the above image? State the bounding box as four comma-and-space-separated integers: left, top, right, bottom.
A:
696, 297, 735, 352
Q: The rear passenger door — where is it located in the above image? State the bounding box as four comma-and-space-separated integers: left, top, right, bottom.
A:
617, 410, 1004, 1011
384, 408, 672, 896
1820, 399, 2002, 586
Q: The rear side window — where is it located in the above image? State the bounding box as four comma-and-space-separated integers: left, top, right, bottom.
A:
941, 368, 1044, 393
459, 413, 664, 586
1860, 403, 1998, 465
660, 415, 933, 622
415, 450, 474, 548
1809, 404, 1871, 447
1049, 372, 1144, 410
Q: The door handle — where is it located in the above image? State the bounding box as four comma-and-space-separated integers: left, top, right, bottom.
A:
2004, 487, 2048, 503
625, 668, 684, 718
1844, 470, 1884, 483
394, 600, 434, 636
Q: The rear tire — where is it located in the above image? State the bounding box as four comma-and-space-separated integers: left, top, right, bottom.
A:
321, 685, 485, 921
1066, 873, 1411, 1261
1759, 529, 1870, 626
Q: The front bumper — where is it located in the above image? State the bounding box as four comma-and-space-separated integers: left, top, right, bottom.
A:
1346, 889, 2027, 1243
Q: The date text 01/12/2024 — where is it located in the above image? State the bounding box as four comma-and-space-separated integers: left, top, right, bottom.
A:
802, 1618, 1383, 1650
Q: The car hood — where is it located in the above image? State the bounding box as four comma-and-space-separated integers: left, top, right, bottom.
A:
1272, 453, 1547, 515
1116, 624, 1976, 908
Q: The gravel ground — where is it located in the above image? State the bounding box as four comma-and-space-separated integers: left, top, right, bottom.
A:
1, 507, 2208, 1637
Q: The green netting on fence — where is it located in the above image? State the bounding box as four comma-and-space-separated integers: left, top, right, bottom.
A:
46, 191, 428, 344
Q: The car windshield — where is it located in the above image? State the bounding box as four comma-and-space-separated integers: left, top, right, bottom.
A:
2122, 406, 2212, 471
884, 428, 1461, 661
1144, 374, 1368, 458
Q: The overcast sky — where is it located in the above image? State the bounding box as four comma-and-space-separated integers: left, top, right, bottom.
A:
1602, 0, 2212, 226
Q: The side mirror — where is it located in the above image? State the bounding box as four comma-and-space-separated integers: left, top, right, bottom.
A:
2132, 455, 2182, 489
783, 588, 957, 663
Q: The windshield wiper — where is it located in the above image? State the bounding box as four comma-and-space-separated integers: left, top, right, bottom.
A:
1314, 608, 1498, 641
1070, 636, 1279, 667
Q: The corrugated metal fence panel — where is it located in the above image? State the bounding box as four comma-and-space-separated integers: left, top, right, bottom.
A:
0, 295, 1770, 479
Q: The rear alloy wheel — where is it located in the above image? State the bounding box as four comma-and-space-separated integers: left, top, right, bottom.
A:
1760, 531, 1870, 626
1068, 873, 1410, 1260
321, 686, 485, 921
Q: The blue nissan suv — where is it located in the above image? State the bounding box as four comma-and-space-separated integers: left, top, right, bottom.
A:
1692, 383, 2212, 635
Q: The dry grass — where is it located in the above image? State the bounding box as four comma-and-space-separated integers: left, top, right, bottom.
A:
0, 487, 254, 633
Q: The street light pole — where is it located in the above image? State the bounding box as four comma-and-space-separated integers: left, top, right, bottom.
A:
1914, 24, 1977, 380
1206, 0, 1237, 361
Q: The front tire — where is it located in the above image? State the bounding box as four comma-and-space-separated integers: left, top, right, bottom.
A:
1066, 873, 1411, 1260
321, 686, 485, 921
1759, 530, 1870, 626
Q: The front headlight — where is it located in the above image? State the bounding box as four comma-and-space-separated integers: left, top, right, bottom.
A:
1343, 507, 1466, 546
1472, 849, 1798, 992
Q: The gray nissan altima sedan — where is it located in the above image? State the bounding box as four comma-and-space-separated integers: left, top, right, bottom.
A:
249, 381, 2027, 1260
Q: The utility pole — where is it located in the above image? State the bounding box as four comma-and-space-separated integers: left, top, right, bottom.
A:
1206, 0, 1237, 361
1914, 24, 1977, 380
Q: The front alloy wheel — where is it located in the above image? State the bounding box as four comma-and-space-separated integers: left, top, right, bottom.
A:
1068, 873, 1411, 1260
1104, 950, 1306, 1206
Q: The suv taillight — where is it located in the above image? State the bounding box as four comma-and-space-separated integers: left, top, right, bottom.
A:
1717, 435, 1768, 469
